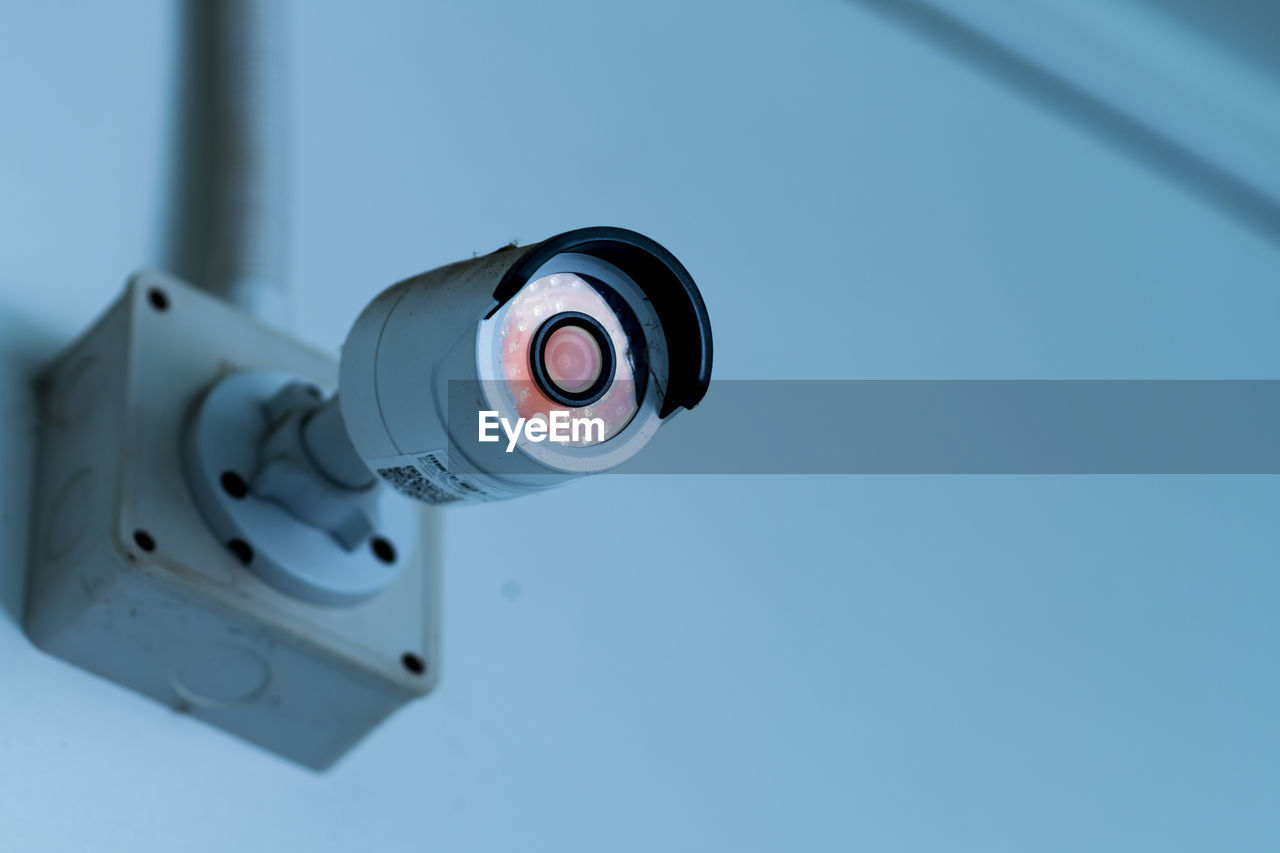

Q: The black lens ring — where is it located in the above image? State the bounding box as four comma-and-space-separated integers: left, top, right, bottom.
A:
529, 311, 617, 408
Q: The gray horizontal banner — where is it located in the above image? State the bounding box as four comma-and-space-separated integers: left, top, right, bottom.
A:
450, 381, 1280, 474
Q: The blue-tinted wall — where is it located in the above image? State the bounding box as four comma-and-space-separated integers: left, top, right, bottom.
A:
0, 2, 1277, 850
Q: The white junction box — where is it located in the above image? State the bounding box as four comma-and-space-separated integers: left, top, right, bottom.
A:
24, 271, 440, 770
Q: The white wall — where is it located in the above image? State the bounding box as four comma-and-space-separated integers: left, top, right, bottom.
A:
2, 2, 1278, 851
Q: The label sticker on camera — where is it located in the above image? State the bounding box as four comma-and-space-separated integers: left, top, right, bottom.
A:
376, 450, 514, 504
376, 464, 460, 504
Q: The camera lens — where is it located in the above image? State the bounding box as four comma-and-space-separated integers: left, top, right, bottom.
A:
484, 270, 646, 448
544, 326, 601, 393
531, 312, 615, 406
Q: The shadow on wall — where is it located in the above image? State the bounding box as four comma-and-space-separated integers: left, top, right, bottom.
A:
0, 297, 61, 631
849, 0, 1280, 246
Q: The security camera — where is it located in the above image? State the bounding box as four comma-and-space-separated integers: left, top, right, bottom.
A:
26, 227, 711, 768
181, 226, 712, 605
307, 226, 713, 504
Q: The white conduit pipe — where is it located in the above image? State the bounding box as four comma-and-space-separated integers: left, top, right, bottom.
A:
168, 0, 291, 328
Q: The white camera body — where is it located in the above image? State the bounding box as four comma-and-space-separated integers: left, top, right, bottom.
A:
334, 227, 713, 505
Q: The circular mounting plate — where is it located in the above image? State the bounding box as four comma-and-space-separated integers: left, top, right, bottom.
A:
183, 369, 415, 606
